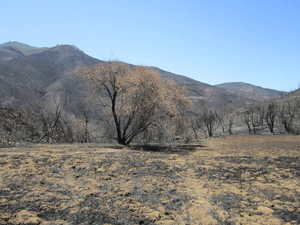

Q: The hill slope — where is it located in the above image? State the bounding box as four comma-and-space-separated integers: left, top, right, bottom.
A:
0, 42, 285, 115
0, 44, 100, 112
215, 82, 284, 102
0, 41, 49, 56
154, 68, 260, 110
0, 46, 25, 63
274, 88, 300, 108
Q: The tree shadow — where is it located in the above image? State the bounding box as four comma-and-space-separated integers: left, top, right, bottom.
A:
130, 143, 206, 155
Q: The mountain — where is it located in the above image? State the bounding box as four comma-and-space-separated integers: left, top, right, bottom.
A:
275, 88, 300, 107
215, 82, 285, 102
0, 41, 37, 49
0, 46, 24, 64
0, 41, 49, 56
0, 43, 100, 113
153, 68, 258, 110
0, 42, 285, 116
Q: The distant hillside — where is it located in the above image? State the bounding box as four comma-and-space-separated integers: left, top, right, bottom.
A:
153, 68, 258, 110
0, 44, 100, 113
283, 88, 300, 99
0, 46, 24, 64
0, 41, 83, 56
215, 82, 285, 102
0, 41, 49, 56
0, 41, 37, 49
274, 88, 300, 107
0, 42, 285, 117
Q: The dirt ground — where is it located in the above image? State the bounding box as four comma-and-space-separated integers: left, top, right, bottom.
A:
0, 135, 299, 225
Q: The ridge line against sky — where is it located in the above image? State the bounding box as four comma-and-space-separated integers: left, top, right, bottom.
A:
1, 0, 299, 91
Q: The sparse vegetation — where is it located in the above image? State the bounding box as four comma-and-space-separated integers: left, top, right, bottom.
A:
0, 106, 43, 144
192, 108, 220, 138
1, 42, 300, 225
1, 136, 300, 224
1, 43, 294, 144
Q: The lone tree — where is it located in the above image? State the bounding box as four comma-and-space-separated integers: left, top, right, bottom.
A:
79, 61, 189, 145
265, 100, 277, 134
197, 109, 219, 138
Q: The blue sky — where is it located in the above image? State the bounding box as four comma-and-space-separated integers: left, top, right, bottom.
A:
1, 0, 299, 91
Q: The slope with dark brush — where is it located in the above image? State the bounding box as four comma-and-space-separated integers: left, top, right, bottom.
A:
215, 82, 285, 102
0, 41, 48, 56
0, 46, 25, 64
154, 68, 259, 110
0, 44, 100, 113
0, 42, 285, 115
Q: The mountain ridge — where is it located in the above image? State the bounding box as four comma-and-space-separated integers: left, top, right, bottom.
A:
0, 42, 286, 114
0, 41, 82, 56
215, 82, 284, 102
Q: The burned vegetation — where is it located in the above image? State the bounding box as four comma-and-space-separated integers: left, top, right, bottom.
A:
0, 46, 300, 224
0, 135, 300, 224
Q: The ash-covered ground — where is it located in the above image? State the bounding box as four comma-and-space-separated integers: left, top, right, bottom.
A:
0, 135, 299, 224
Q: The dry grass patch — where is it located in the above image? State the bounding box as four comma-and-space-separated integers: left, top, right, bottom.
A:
0, 135, 299, 224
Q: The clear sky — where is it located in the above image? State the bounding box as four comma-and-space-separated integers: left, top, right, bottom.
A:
1, 0, 299, 91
